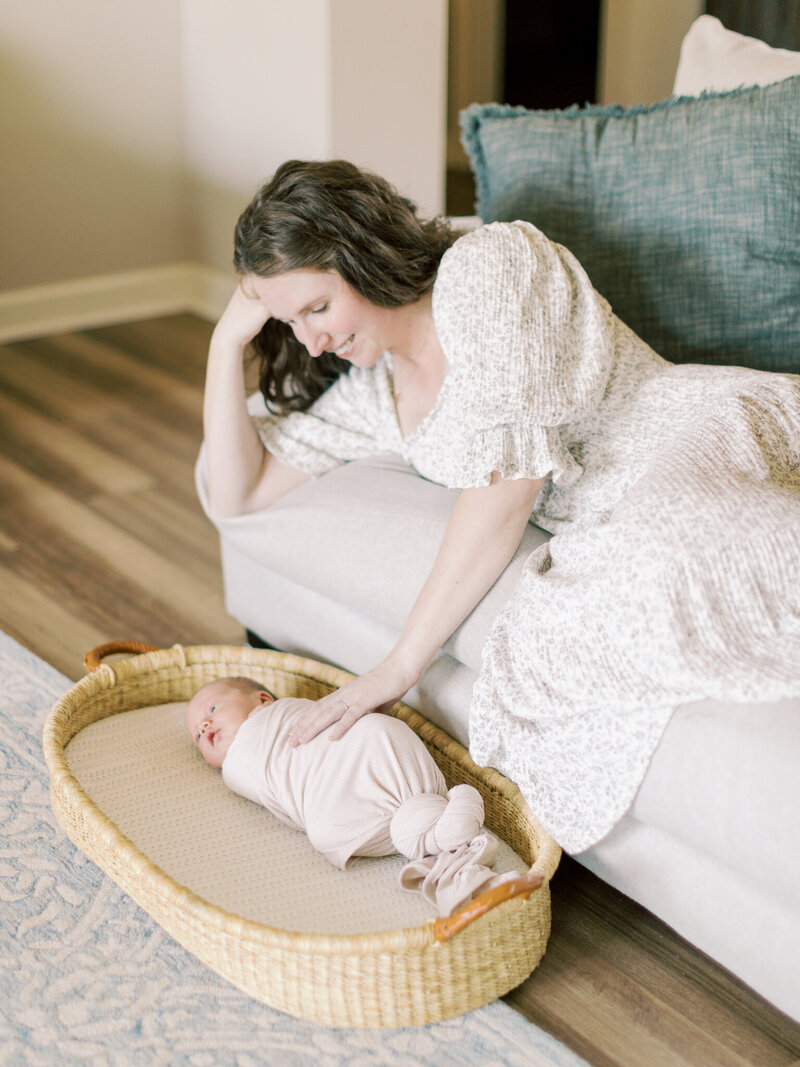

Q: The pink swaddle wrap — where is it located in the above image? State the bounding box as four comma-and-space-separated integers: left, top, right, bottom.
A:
222, 697, 507, 915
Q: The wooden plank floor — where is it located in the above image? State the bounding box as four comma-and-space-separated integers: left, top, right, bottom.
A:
2, 316, 799, 1065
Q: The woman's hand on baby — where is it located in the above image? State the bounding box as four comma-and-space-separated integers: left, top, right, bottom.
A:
212, 279, 271, 352
289, 656, 419, 746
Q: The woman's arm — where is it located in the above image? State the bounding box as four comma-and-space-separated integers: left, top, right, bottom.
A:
204, 284, 311, 518
289, 471, 545, 744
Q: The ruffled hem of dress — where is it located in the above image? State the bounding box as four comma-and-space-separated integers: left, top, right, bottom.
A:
467, 697, 676, 855
445, 422, 583, 489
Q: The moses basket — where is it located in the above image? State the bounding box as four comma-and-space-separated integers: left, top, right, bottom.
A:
43, 642, 561, 1028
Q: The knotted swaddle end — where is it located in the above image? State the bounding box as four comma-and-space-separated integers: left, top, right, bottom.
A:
390, 783, 485, 860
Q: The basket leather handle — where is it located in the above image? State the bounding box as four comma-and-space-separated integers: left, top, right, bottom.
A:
433, 868, 545, 943
84, 641, 161, 672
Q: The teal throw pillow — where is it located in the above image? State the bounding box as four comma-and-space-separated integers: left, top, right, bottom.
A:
461, 77, 800, 373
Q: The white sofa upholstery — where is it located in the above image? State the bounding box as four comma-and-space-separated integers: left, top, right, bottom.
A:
197, 16, 800, 1023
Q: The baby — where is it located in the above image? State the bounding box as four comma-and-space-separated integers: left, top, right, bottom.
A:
185, 675, 513, 916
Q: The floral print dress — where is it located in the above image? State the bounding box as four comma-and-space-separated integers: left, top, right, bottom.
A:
253, 221, 800, 852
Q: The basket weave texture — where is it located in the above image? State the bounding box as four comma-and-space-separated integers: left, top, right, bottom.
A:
43, 644, 561, 1028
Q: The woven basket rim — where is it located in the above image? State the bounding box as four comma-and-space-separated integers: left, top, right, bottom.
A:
43, 643, 561, 958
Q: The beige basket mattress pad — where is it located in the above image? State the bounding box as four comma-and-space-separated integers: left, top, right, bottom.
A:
66, 701, 528, 936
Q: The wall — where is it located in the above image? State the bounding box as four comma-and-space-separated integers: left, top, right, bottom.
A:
330, 0, 447, 221
446, 0, 505, 171
1, 0, 186, 290
598, 0, 704, 104
181, 0, 447, 278
2, 0, 702, 338
179, 0, 333, 277
1, 0, 447, 338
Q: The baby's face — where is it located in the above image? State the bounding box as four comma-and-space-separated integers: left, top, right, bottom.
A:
186, 679, 272, 769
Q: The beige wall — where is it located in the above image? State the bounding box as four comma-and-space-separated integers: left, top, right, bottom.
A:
2, 0, 702, 301
331, 0, 447, 221
1, 0, 186, 290
447, 0, 505, 171
598, 0, 704, 105
182, 0, 447, 278
179, 0, 334, 276
2, 0, 447, 294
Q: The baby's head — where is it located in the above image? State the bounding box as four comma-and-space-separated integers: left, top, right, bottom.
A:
186, 676, 275, 769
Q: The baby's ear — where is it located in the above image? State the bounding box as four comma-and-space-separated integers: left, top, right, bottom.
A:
259, 689, 276, 705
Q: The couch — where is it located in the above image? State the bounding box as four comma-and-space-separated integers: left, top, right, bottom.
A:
198, 17, 800, 1022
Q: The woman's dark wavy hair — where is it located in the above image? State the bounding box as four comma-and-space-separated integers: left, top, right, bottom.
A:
233, 159, 455, 413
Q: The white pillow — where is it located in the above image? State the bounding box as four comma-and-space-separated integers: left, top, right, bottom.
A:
673, 14, 800, 96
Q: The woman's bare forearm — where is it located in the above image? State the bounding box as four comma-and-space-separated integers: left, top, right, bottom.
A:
203, 331, 269, 517
389, 473, 545, 683
203, 285, 310, 518
288, 472, 545, 745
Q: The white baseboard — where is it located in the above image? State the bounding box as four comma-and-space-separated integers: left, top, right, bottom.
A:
0, 263, 233, 344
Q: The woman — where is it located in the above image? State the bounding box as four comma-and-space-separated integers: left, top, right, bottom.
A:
203, 159, 800, 852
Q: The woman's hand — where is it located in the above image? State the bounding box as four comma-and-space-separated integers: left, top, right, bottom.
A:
212, 278, 271, 351
289, 654, 421, 746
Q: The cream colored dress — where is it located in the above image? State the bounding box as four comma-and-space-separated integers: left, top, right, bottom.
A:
250, 222, 800, 853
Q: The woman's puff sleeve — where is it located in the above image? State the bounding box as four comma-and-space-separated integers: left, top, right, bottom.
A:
250, 363, 385, 477
431, 221, 615, 488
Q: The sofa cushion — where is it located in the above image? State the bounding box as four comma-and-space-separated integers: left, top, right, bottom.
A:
674, 14, 800, 95
196, 447, 550, 674
630, 693, 800, 915
461, 76, 800, 374
581, 817, 800, 1023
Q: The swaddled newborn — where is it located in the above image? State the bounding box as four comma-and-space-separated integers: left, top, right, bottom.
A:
186, 676, 513, 916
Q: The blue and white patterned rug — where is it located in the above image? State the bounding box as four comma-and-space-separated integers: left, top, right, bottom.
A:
0, 631, 586, 1066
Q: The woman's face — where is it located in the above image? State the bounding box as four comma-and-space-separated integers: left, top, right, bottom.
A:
244, 270, 391, 367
